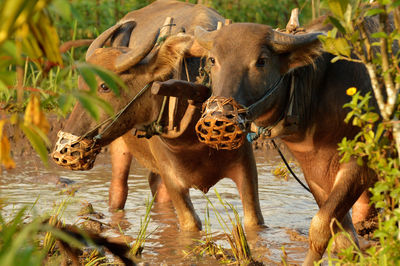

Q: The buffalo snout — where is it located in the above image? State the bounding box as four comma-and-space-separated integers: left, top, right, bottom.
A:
52, 131, 101, 171
195, 96, 247, 150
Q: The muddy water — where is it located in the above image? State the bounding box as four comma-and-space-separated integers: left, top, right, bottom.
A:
1, 149, 317, 265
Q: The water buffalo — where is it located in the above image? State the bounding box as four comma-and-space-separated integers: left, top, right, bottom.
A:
193, 19, 377, 263
51, 0, 264, 231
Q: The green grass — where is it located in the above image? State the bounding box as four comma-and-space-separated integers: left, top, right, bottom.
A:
129, 195, 156, 258
186, 189, 259, 265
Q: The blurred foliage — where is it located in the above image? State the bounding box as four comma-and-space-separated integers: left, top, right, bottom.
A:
53, 0, 314, 44
53, 0, 152, 42
319, 0, 400, 263
0, 0, 123, 170
0, 201, 85, 266
206, 0, 313, 28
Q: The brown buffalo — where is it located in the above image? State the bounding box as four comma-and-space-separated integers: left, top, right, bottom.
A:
193, 19, 377, 264
51, 0, 264, 231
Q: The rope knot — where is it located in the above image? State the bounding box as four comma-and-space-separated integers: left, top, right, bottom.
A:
137, 121, 164, 139
246, 126, 272, 143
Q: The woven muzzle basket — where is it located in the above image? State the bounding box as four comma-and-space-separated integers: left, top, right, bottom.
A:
52, 131, 101, 170
195, 96, 247, 150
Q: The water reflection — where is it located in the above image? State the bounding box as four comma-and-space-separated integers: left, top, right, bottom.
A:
1, 150, 317, 264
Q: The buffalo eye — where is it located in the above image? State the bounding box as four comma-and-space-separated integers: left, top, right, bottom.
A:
208, 57, 216, 66
99, 83, 111, 93
255, 57, 267, 67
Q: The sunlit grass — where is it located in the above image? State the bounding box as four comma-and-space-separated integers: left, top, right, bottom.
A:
129, 195, 156, 258
186, 189, 260, 265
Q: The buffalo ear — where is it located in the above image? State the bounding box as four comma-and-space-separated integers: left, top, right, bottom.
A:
279, 41, 323, 73
187, 39, 209, 57
150, 35, 195, 80
268, 31, 323, 74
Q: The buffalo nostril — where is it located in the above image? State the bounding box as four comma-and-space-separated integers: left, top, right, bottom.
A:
62, 159, 68, 164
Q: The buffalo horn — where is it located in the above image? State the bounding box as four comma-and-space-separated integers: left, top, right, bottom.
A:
285, 8, 300, 33
114, 28, 160, 73
86, 20, 136, 61
269, 30, 322, 53
194, 26, 218, 51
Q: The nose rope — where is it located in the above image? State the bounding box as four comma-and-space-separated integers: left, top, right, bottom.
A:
246, 74, 294, 142
79, 82, 152, 141
271, 139, 311, 193
245, 75, 284, 121
244, 74, 310, 193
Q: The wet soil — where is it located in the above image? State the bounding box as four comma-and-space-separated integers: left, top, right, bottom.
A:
1, 116, 375, 265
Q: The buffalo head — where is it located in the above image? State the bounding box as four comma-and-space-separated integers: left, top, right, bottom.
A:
193, 23, 322, 148
52, 20, 195, 170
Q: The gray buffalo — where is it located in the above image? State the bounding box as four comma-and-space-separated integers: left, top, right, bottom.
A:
193, 19, 377, 264
51, 0, 264, 231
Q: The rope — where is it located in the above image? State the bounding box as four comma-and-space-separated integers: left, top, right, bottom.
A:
271, 139, 311, 193
246, 125, 272, 142
136, 95, 168, 139
80, 82, 152, 141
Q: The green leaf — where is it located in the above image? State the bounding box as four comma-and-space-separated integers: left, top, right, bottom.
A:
365, 8, 385, 17
77, 64, 97, 93
331, 56, 342, 63
327, 0, 349, 19
76, 63, 126, 95
57, 93, 75, 115
19, 123, 49, 166
74, 91, 100, 120
375, 124, 385, 140
328, 16, 346, 33
49, 0, 71, 21
343, 3, 353, 30
334, 37, 351, 57
90, 65, 126, 96
0, 40, 21, 64
74, 91, 114, 120
396, 74, 400, 85
0, 71, 16, 87
361, 112, 380, 123
371, 32, 388, 39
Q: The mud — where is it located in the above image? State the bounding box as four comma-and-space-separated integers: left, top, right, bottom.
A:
1, 116, 376, 265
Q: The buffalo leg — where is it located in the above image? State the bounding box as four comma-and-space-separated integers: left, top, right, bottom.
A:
148, 172, 171, 203
229, 145, 264, 228
109, 137, 133, 210
352, 189, 376, 225
332, 212, 359, 252
162, 175, 202, 231
304, 162, 368, 266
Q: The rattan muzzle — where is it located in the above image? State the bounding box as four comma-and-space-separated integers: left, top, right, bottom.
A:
52, 131, 101, 171
195, 96, 247, 150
